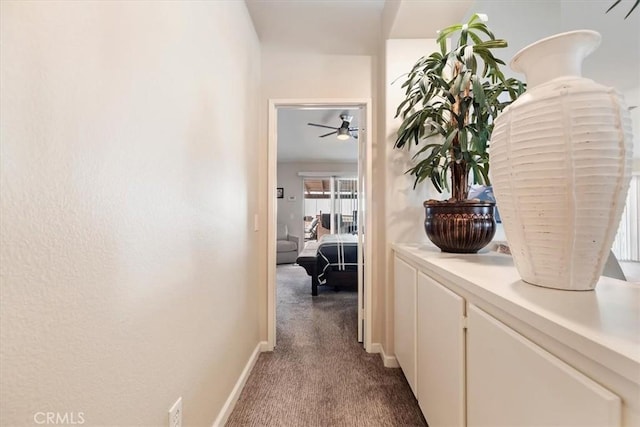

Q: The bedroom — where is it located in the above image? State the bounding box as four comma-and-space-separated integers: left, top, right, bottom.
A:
275, 106, 364, 327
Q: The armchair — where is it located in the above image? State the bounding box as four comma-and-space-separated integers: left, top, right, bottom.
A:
277, 223, 300, 264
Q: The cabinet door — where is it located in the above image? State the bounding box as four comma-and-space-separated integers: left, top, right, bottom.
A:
467, 304, 621, 427
417, 272, 465, 427
394, 255, 417, 396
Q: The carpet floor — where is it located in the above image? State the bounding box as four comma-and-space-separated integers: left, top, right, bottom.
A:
225, 264, 427, 427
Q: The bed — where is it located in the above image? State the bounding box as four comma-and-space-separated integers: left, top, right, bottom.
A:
296, 234, 359, 296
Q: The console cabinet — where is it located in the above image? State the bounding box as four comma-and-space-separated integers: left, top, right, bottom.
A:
393, 256, 417, 395
392, 245, 639, 427
467, 304, 620, 426
416, 272, 465, 426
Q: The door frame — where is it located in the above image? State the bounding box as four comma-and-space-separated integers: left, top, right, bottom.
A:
266, 98, 373, 351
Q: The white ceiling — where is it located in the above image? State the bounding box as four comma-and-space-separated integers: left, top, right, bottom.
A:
277, 108, 360, 163
385, 1, 474, 38
245, 0, 385, 55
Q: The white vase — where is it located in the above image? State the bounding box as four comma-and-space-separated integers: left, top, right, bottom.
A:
490, 30, 633, 291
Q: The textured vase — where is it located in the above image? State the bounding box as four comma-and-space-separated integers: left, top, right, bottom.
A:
424, 201, 496, 253
491, 30, 633, 291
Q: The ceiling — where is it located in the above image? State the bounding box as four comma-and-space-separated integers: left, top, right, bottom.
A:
245, 0, 385, 55
277, 108, 360, 163
303, 179, 331, 198
303, 178, 359, 198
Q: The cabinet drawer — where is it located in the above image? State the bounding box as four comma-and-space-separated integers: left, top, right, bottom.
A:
417, 272, 465, 427
467, 304, 621, 427
394, 256, 417, 396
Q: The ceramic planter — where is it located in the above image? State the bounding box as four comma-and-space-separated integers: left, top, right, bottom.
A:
424, 201, 496, 253
491, 30, 633, 290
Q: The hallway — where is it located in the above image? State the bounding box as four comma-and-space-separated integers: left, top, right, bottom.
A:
226, 265, 426, 426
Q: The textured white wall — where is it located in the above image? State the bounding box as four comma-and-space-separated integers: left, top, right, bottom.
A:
0, 1, 260, 425
382, 39, 438, 354
385, 39, 438, 244
261, 47, 374, 100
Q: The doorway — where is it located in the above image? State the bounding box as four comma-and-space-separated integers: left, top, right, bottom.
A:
267, 99, 372, 351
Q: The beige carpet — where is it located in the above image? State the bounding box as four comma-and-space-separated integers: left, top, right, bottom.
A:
226, 264, 427, 426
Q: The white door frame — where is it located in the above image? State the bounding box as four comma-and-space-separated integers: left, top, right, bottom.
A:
267, 98, 373, 351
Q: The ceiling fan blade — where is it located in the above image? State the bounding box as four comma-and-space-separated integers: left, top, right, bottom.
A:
349, 127, 359, 131
352, 133, 358, 139
319, 130, 337, 138
308, 123, 338, 130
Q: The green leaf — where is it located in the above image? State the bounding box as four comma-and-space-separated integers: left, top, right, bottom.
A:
468, 22, 495, 40
471, 76, 486, 108
460, 71, 472, 94
391, 12, 524, 195
460, 28, 468, 45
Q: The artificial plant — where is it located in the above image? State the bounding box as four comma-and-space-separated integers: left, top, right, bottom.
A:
394, 13, 525, 202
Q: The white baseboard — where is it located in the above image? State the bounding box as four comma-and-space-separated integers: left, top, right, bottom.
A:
212, 341, 267, 427
369, 342, 399, 368
260, 341, 273, 352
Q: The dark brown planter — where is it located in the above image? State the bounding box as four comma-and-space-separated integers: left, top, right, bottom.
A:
424, 201, 496, 253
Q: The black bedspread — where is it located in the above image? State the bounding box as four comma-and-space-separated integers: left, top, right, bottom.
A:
316, 234, 359, 285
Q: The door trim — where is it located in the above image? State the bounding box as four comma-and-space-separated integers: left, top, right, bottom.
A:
266, 98, 373, 351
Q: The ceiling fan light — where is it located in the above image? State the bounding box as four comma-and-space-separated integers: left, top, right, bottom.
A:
336, 127, 350, 140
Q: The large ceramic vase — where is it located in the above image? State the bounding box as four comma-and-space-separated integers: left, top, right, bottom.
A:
491, 30, 633, 291
424, 201, 496, 253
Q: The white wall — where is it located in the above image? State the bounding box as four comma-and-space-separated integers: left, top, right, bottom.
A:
0, 2, 260, 425
261, 47, 374, 100
379, 39, 440, 354
277, 162, 357, 242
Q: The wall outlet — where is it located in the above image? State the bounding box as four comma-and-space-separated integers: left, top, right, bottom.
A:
168, 397, 182, 427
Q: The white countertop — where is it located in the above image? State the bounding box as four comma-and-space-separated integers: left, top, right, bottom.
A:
392, 243, 640, 383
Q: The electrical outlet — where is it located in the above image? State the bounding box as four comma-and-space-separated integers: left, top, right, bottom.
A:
168, 397, 182, 427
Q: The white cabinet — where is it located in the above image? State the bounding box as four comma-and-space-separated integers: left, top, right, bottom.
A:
391, 248, 632, 427
467, 304, 621, 427
394, 256, 417, 396
416, 272, 465, 427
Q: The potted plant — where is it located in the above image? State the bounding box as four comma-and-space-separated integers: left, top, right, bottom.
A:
394, 13, 525, 253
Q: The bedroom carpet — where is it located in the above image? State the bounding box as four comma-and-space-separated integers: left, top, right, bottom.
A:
225, 264, 427, 427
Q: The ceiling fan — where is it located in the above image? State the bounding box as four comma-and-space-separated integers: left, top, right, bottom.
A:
308, 114, 358, 140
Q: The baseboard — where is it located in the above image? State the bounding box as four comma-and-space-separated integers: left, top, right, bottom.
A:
212, 340, 267, 427
260, 341, 273, 352
369, 342, 399, 368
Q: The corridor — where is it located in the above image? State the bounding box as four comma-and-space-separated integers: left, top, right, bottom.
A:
226, 265, 426, 426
